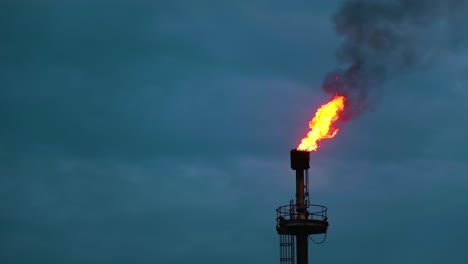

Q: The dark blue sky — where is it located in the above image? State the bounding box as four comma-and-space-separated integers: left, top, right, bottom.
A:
1, 1, 468, 263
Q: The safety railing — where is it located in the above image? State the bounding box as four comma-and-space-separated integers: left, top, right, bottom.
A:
276, 203, 327, 226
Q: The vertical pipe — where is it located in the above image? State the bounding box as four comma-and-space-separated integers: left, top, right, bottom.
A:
295, 169, 308, 264
296, 234, 308, 264
290, 150, 311, 264
295, 170, 305, 219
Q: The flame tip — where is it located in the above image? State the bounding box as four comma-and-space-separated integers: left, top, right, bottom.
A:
297, 95, 346, 151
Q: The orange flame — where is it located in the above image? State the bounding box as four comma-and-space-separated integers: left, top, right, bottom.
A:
297, 95, 346, 151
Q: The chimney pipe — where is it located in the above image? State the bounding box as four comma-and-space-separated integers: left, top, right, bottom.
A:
290, 149, 310, 264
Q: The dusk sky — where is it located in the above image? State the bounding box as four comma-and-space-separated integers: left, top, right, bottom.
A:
1, 1, 468, 263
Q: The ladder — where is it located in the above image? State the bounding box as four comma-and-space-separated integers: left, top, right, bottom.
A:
279, 234, 295, 264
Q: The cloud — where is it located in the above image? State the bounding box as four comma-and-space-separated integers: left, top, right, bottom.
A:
1, 1, 468, 264
0, 0, 339, 161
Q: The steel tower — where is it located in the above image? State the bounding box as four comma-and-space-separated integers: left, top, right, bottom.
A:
275, 150, 329, 264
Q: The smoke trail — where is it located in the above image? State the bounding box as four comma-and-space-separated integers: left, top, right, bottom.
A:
324, 0, 468, 120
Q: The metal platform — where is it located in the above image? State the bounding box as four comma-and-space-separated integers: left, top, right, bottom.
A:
276, 204, 328, 236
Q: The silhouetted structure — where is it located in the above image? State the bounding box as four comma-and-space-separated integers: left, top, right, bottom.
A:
275, 150, 329, 264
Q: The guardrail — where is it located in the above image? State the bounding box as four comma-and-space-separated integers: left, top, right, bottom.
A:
276, 204, 327, 226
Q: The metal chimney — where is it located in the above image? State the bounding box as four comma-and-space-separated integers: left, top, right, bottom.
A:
275, 149, 329, 264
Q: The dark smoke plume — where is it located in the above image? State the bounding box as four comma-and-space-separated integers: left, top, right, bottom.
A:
324, 0, 468, 120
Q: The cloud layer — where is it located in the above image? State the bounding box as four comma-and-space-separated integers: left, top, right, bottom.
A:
1, 1, 468, 263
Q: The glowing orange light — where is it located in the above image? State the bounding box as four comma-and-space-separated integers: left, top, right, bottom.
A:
297, 95, 346, 151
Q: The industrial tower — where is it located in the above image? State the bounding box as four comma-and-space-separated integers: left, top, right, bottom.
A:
275, 150, 329, 264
